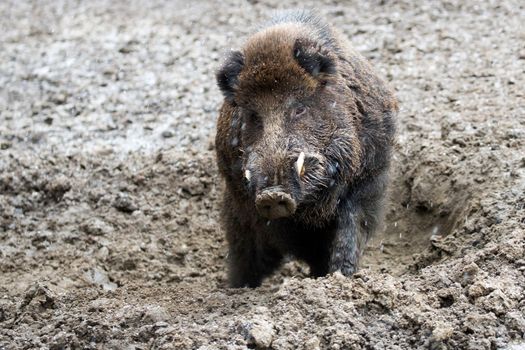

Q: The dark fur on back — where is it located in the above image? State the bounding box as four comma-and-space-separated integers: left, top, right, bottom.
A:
266, 10, 339, 52
215, 10, 398, 288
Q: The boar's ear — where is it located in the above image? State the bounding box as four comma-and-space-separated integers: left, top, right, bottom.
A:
293, 38, 336, 78
216, 50, 244, 101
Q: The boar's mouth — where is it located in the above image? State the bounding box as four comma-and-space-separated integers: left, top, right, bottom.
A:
255, 186, 297, 220
252, 152, 304, 219
246, 151, 329, 220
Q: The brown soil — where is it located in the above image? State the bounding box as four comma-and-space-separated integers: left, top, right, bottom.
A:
1, 1, 524, 349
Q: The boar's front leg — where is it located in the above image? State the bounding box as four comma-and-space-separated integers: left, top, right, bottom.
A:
328, 170, 389, 276
224, 205, 283, 287
328, 212, 360, 276
227, 234, 283, 288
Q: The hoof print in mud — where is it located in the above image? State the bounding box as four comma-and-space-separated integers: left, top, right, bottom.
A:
215, 10, 398, 288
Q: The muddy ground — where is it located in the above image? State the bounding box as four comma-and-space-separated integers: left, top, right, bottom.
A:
1, 0, 524, 349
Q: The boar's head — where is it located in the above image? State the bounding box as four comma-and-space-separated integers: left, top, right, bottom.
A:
216, 26, 362, 221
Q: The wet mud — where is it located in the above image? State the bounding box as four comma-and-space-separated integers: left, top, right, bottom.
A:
1, 1, 524, 349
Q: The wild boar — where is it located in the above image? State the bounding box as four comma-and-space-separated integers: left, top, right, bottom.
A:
215, 10, 398, 287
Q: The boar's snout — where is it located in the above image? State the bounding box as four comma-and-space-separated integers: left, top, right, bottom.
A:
255, 187, 297, 219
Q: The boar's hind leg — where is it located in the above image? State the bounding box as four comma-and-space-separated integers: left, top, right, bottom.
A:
228, 239, 283, 288
329, 170, 389, 276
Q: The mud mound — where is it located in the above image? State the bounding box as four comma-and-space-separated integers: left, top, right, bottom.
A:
1, 0, 524, 349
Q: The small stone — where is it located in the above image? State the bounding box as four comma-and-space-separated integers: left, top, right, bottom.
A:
173, 244, 189, 257
50, 93, 67, 105
161, 130, 174, 138
181, 176, 205, 196
305, 336, 321, 350
29, 131, 46, 144
118, 40, 137, 54
142, 305, 170, 324
189, 132, 200, 142
468, 280, 493, 298
431, 322, 454, 341
81, 217, 113, 236
88, 298, 112, 312
455, 262, 480, 287
92, 145, 114, 156
243, 318, 275, 348
44, 175, 71, 201
96, 246, 110, 259
113, 193, 138, 213
154, 321, 169, 328
84, 267, 117, 291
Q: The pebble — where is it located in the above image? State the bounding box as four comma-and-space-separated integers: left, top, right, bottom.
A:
243, 319, 275, 348
84, 267, 117, 291
162, 130, 174, 138
141, 305, 170, 324
113, 193, 138, 213
81, 217, 113, 236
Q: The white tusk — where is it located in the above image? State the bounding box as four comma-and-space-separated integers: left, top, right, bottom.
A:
244, 170, 251, 181
296, 152, 305, 177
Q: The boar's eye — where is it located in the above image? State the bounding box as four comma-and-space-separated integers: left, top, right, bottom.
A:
243, 110, 260, 125
292, 105, 307, 118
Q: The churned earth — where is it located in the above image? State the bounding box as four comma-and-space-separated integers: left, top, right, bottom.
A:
0, 0, 524, 349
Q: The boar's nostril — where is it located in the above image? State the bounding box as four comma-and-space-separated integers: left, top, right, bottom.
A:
255, 189, 297, 220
